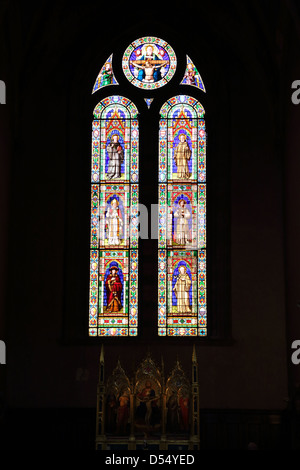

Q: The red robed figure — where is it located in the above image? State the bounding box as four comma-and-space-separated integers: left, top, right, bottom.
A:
105, 265, 123, 312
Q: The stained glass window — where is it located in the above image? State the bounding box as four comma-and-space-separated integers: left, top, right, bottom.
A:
89, 96, 139, 337
158, 95, 207, 337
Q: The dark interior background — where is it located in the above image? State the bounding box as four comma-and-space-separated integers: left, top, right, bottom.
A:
1, 0, 300, 450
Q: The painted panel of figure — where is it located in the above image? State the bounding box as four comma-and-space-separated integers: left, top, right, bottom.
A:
105, 388, 130, 436
99, 185, 129, 249
167, 252, 197, 317
166, 365, 190, 434
167, 185, 198, 249
135, 379, 161, 435
166, 392, 189, 433
105, 361, 131, 436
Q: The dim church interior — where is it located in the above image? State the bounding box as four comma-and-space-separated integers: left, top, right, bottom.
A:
1, 1, 300, 450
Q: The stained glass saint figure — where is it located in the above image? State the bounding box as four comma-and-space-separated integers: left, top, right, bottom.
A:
180, 56, 206, 92
105, 263, 123, 313
173, 264, 192, 314
92, 54, 119, 93
174, 133, 191, 179
106, 134, 124, 179
101, 61, 114, 87
173, 199, 191, 245
183, 63, 197, 86
105, 197, 123, 246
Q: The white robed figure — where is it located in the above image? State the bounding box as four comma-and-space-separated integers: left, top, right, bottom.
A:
173, 199, 191, 245
173, 264, 192, 314
105, 198, 123, 246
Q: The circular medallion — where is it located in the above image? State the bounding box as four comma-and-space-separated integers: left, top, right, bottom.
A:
122, 37, 177, 90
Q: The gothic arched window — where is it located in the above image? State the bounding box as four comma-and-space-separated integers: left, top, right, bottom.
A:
89, 96, 139, 337
88, 37, 207, 339
158, 96, 206, 337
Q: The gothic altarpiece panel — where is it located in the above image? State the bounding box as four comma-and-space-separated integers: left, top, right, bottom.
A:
95, 347, 200, 450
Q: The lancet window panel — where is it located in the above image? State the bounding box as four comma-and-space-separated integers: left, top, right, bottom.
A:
89, 96, 139, 337
158, 96, 207, 337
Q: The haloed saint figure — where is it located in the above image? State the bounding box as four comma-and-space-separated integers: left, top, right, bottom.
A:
173, 265, 192, 314
173, 199, 191, 246
105, 264, 123, 313
106, 134, 124, 180
105, 198, 123, 246
101, 61, 113, 87
174, 133, 191, 179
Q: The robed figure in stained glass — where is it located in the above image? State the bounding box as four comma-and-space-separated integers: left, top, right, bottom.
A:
101, 61, 113, 87
173, 199, 191, 245
174, 133, 191, 179
106, 134, 124, 179
173, 264, 192, 314
105, 197, 123, 246
105, 263, 123, 313
183, 63, 196, 86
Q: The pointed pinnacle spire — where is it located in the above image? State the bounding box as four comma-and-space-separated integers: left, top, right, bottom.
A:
100, 344, 104, 363
192, 344, 197, 363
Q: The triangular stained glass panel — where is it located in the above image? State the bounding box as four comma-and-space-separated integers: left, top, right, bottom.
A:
92, 54, 118, 94
144, 98, 154, 109
180, 55, 206, 92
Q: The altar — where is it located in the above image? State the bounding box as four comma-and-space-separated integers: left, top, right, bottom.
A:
95, 346, 200, 450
